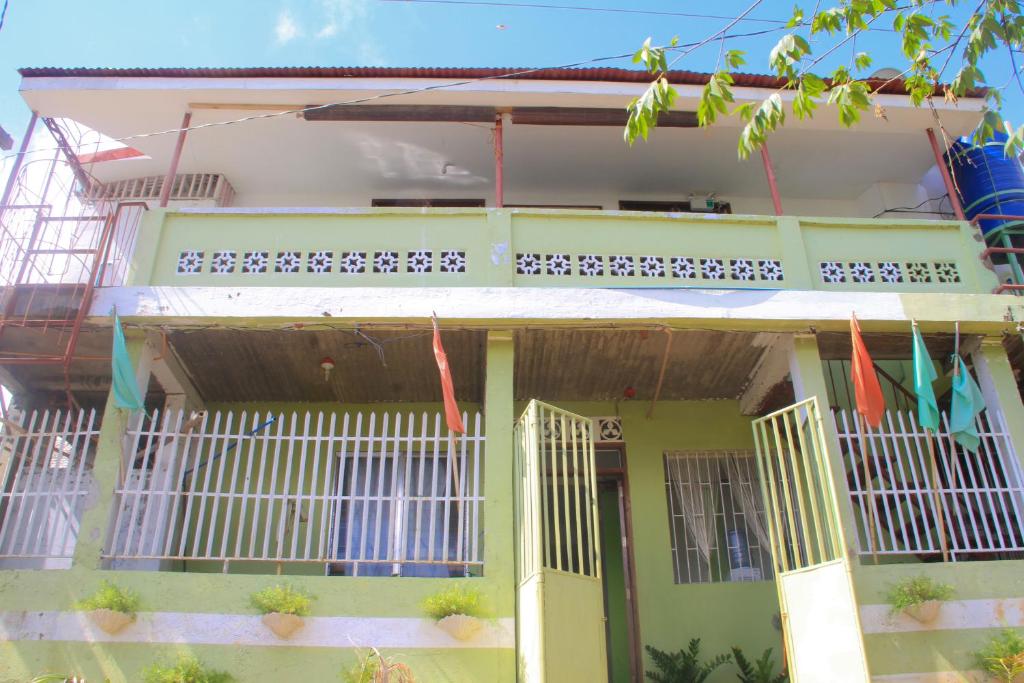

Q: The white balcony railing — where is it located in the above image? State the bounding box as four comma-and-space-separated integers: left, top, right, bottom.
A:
834, 408, 1024, 559
0, 409, 100, 568
107, 408, 484, 575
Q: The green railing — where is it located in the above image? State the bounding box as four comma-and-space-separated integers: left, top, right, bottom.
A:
127, 207, 998, 294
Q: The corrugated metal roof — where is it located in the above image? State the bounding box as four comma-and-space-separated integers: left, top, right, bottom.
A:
17, 65, 977, 97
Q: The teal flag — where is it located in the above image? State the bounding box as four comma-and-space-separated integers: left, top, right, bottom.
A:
111, 311, 144, 411
911, 325, 940, 432
950, 356, 985, 452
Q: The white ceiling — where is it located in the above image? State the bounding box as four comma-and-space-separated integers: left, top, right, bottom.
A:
20, 78, 987, 203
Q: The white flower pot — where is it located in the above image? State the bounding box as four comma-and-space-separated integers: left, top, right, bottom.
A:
436, 614, 483, 641
262, 612, 305, 639
88, 608, 135, 635
904, 600, 942, 624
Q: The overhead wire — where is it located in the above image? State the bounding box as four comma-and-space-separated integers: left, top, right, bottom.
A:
1, 24, 795, 163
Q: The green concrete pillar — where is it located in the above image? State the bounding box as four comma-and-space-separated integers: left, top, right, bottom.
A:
484, 330, 515, 615
485, 210, 515, 286
788, 333, 861, 559
125, 209, 166, 286
973, 337, 1024, 470
71, 334, 146, 570
776, 217, 814, 290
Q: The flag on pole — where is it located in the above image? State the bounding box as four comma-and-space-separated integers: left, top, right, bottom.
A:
111, 310, 144, 411
432, 315, 466, 434
850, 314, 885, 428
950, 356, 985, 452
911, 323, 940, 432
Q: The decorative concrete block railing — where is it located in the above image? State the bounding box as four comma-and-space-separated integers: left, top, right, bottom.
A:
834, 408, 1024, 560
0, 408, 100, 569
106, 408, 484, 575
128, 208, 998, 294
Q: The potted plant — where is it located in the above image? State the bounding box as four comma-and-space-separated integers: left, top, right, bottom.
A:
143, 656, 232, 683
343, 648, 415, 683
250, 584, 313, 639
974, 629, 1024, 683
644, 640, 731, 683
886, 575, 954, 624
73, 581, 141, 635
422, 585, 484, 641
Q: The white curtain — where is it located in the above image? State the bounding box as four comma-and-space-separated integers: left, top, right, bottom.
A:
672, 457, 717, 572
725, 454, 772, 553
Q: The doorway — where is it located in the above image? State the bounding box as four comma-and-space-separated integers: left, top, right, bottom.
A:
596, 446, 642, 683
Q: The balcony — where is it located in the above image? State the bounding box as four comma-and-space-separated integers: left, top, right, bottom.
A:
131, 207, 996, 294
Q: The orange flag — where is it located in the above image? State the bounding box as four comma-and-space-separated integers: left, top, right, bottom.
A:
850, 313, 885, 428
432, 315, 466, 434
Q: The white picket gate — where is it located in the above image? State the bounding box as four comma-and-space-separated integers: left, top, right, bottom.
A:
107, 408, 485, 575
0, 409, 100, 568
834, 408, 1024, 559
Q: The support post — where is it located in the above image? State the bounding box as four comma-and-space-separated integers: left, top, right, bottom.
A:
71, 333, 147, 570
0, 112, 38, 210
158, 112, 192, 208
760, 143, 783, 216
971, 337, 1024, 471
926, 127, 966, 221
787, 334, 861, 558
494, 114, 505, 208
484, 330, 515, 615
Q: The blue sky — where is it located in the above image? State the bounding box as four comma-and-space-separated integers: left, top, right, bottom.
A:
0, 0, 1020, 146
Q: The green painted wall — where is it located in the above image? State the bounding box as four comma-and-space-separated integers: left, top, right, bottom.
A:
134, 208, 997, 294
853, 560, 1024, 675
1, 640, 513, 683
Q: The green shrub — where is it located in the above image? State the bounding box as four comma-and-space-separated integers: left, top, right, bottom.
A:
732, 647, 788, 683
885, 575, 954, 613
342, 649, 414, 683
249, 584, 313, 616
975, 629, 1024, 683
73, 581, 141, 616
644, 640, 731, 683
421, 585, 483, 621
142, 656, 232, 683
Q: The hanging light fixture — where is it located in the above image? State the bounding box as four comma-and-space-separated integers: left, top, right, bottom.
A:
320, 356, 336, 382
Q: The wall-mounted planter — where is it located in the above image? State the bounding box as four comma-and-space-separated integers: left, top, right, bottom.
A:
437, 614, 483, 641
88, 608, 135, 635
904, 600, 942, 625
262, 612, 305, 639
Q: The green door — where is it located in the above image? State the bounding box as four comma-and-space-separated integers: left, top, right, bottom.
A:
751, 398, 870, 683
515, 400, 608, 683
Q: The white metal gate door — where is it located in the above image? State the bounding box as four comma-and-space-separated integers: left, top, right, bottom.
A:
752, 397, 870, 683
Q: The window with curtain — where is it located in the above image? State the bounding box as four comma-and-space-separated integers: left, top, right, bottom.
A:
331, 449, 481, 577
663, 450, 774, 584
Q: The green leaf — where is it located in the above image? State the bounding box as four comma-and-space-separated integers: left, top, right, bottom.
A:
854, 52, 873, 71
786, 5, 804, 28
724, 49, 746, 69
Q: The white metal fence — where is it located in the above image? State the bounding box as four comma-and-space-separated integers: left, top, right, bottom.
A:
834, 408, 1024, 559
0, 409, 99, 567
107, 408, 485, 575
664, 450, 774, 584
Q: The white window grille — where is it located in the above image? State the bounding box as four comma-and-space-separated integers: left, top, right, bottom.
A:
83, 173, 234, 206
107, 408, 484, 575
834, 408, 1024, 560
664, 450, 774, 584
0, 409, 99, 568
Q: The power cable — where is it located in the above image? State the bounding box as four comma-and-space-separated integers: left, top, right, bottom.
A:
1, 24, 792, 163
0, 0, 9, 34
379, 0, 792, 24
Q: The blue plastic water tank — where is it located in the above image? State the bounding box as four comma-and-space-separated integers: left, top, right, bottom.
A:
945, 132, 1024, 236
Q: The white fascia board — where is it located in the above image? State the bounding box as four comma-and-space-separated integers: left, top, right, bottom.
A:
89, 286, 1021, 331
20, 75, 984, 112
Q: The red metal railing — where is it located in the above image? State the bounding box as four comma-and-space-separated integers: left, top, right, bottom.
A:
0, 116, 147, 404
